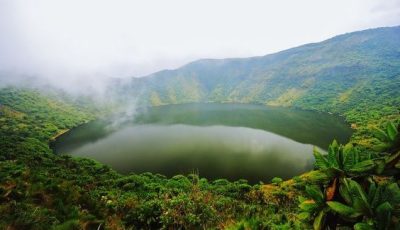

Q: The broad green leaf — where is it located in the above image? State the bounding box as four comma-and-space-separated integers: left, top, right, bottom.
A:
386, 183, 400, 204
297, 212, 310, 220
331, 139, 339, 150
305, 170, 332, 184
354, 222, 374, 230
299, 200, 319, 212
373, 158, 386, 174
348, 179, 372, 215
342, 143, 355, 171
348, 160, 376, 174
306, 185, 324, 204
328, 140, 339, 168
354, 151, 361, 164
373, 127, 389, 142
343, 143, 354, 155
371, 185, 384, 209
339, 178, 352, 205
313, 147, 329, 169
386, 122, 398, 142
384, 183, 400, 217
313, 210, 326, 230
376, 202, 392, 230
298, 196, 307, 203
327, 201, 361, 218
372, 143, 391, 152
304, 170, 335, 184
367, 182, 376, 204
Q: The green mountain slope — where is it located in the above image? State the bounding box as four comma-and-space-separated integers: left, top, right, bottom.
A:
129, 26, 400, 147
134, 26, 400, 106
0, 87, 302, 229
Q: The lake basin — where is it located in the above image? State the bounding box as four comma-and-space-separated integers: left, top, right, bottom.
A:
53, 103, 352, 183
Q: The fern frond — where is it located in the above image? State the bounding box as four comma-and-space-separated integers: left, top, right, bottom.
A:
313, 147, 329, 169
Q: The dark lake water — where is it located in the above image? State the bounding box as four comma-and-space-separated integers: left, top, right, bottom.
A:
53, 103, 352, 183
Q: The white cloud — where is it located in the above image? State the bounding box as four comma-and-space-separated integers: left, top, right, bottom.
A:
0, 0, 398, 86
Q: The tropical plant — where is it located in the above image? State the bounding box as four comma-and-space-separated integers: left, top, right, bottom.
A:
313, 141, 386, 177
299, 172, 400, 229
302, 123, 400, 229
328, 178, 400, 229
373, 121, 400, 152
298, 185, 329, 229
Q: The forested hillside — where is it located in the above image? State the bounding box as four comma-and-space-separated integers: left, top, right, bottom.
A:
126, 26, 400, 148
0, 87, 306, 229
133, 27, 400, 107
1, 86, 398, 229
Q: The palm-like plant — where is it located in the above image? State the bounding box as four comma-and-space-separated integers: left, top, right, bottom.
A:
298, 185, 329, 230
299, 122, 400, 229
328, 178, 400, 229
313, 140, 386, 177
373, 121, 400, 174
299, 177, 400, 229
373, 121, 400, 152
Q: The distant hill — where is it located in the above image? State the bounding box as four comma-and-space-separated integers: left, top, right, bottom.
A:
127, 26, 399, 109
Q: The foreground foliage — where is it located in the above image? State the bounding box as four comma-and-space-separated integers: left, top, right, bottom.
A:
299, 123, 400, 229
0, 87, 302, 229
1, 82, 399, 229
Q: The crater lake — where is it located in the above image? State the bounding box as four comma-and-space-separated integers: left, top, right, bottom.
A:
52, 103, 352, 183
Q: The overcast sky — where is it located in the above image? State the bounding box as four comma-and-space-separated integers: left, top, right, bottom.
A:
0, 0, 399, 84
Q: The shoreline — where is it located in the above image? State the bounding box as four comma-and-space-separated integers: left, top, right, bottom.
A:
49, 120, 94, 142
50, 129, 70, 141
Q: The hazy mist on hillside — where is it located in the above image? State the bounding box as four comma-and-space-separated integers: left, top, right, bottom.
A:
0, 0, 399, 94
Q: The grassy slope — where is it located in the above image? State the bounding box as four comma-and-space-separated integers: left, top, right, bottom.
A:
0, 87, 306, 229
130, 26, 400, 149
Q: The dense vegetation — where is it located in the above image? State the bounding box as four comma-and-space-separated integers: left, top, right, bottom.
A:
300, 126, 400, 229
0, 87, 310, 229
1, 26, 399, 229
